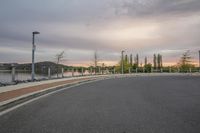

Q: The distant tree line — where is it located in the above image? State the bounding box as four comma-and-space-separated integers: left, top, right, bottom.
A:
114, 50, 199, 73
114, 53, 163, 73
1, 50, 198, 75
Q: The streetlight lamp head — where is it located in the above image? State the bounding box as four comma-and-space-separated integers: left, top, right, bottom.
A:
33, 31, 40, 34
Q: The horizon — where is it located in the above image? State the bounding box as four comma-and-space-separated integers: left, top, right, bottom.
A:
0, 0, 200, 66
0, 58, 198, 67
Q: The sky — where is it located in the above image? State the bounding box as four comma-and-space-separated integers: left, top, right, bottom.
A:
0, 0, 200, 66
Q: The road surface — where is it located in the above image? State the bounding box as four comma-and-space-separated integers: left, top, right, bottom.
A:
0, 75, 200, 133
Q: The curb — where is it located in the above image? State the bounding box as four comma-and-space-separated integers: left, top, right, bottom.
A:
0, 78, 101, 113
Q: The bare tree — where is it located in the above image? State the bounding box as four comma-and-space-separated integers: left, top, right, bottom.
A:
55, 51, 64, 77
178, 50, 194, 71
180, 51, 192, 65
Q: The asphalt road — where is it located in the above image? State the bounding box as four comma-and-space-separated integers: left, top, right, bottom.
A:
0, 75, 200, 133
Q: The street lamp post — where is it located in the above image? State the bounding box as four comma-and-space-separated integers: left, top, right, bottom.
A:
32, 31, 40, 81
121, 50, 125, 74
199, 50, 200, 72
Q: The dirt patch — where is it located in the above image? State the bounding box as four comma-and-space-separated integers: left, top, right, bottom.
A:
0, 78, 93, 102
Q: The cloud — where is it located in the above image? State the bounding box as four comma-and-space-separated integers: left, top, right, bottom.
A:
0, 0, 200, 66
112, 0, 200, 19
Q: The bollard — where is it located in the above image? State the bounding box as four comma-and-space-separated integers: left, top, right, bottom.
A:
81, 67, 84, 76
98, 67, 101, 74
161, 68, 163, 73
48, 67, 51, 79
72, 68, 74, 77
61, 68, 64, 78
76, 68, 79, 75
136, 68, 138, 73
151, 68, 153, 73
178, 68, 180, 73
189, 68, 192, 73
11, 67, 16, 82
107, 69, 109, 74
90, 68, 92, 75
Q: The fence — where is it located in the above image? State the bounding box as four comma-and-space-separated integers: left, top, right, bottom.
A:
0, 67, 111, 84
0, 67, 199, 85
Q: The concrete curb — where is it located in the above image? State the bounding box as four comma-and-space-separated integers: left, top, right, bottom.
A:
0, 77, 109, 115
0, 75, 111, 93
0, 75, 117, 115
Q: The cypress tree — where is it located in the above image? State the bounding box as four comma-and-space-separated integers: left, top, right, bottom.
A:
144, 56, 147, 66
130, 54, 133, 66
135, 54, 139, 67
153, 54, 157, 69
125, 55, 128, 63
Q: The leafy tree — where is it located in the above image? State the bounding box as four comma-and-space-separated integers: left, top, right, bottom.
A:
119, 59, 131, 73
144, 63, 152, 73
115, 55, 132, 73
132, 63, 138, 70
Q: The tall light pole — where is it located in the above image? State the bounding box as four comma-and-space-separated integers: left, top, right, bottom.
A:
32, 31, 40, 81
121, 50, 125, 74
199, 50, 200, 71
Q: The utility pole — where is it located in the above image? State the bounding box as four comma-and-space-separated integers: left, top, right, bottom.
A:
121, 50, 125, 74
32, 31, 40, 81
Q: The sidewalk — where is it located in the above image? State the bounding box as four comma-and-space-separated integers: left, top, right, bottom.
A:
0, 75, 111, 108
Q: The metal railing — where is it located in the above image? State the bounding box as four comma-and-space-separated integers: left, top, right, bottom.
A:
0, 67, 199, 86
0, 68, 111, 85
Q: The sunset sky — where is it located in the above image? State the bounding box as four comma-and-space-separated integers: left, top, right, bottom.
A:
0, 0, 199, 66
